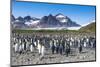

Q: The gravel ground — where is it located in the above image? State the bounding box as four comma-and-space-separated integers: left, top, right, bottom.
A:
11, 47, 96, 66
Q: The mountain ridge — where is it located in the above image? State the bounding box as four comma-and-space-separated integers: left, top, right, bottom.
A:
11, 13, 81, 28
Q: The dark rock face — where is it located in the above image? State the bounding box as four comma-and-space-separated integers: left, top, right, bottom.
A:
39, 14, 61, 27
11, 15, 15, 22
47, 14, 61, 25
24, 16, 32, 22
16, 16, 24, 22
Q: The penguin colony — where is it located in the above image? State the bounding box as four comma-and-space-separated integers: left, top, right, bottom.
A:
11, 33, 96, 65
12, 33, 96, 56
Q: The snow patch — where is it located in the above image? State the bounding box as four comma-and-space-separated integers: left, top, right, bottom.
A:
56, 14, 65, 18
25, 20, 40, 26
60, 19, 68, 23
81, 20, 95, 27
67, 27, 81, 30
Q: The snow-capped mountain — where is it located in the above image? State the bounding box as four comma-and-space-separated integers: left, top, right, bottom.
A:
56, 13, 80, 27
11, 15, 40, 28
24, 16, 32, 22
39, 13, 80, 27
24, 16, 40, 22
11, 13, 81, 29
11, 16, 26, 28
55, 13, 68, 23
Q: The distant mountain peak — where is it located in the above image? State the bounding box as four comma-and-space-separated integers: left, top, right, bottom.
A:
24, 16, 32, 22
55, 13, 65, 18
11, 14, 15, 22
48, 14, 53, 17
56, 13, 64, 16
55, 13, 68, 23
16, 16, 24, 22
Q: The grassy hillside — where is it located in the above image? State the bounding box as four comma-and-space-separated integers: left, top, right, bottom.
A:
79, 22, 96, 32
